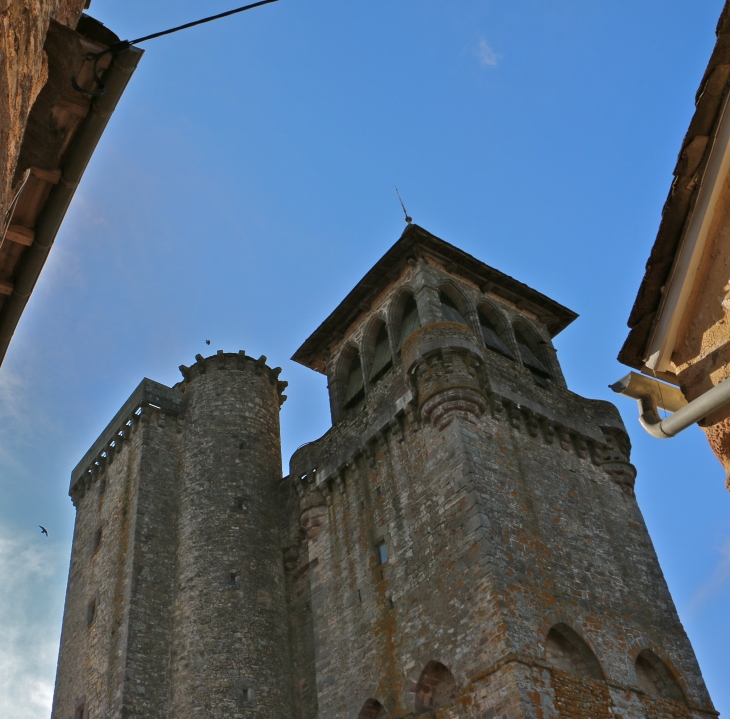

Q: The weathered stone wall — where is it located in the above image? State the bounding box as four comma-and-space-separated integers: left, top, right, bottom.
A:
0, 0, 86, 221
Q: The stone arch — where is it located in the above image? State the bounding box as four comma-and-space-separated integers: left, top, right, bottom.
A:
390, 287, 421, 353
476, 299, 516, 359
357, 698, 387, 719
545, 623, 604, 680
362, 315, 393, 385
415, 660, 458, 714
635, 649, 685, 703
512, 319, 553, 383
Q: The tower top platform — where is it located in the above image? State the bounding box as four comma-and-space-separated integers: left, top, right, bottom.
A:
292, 224, 577, 373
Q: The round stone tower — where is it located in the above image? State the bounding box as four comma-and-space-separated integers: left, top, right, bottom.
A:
170, 350, 292, 718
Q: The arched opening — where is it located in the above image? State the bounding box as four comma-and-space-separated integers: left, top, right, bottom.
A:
358, 698, 387, 719
545, 624, 604, 680
439, 291, 469, 326
342, 349, 366, 413
514, 325, 552, 383
415, 661, 457, 714
478, 307, 513, 359
396, 294, 420, 352
635, 650, 685, 703
368, 322, 393, 384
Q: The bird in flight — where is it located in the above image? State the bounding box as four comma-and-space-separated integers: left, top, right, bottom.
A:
39, 525, 48, 536
205, 339, 211, 345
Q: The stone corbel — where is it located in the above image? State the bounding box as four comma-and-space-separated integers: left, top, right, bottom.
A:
541, 419, 556, 445
556, 426, 571, 452
523, 408, 539, 437
361, 443, 377, 470
300, 505, 328, 542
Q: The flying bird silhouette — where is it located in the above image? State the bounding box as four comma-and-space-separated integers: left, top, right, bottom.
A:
205, 339, 211, 345
39, 525, 48, 536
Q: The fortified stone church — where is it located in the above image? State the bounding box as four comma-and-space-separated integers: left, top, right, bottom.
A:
52, 225, 717, 719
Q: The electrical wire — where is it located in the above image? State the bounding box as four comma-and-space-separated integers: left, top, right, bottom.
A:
0, 169, 32, 254
72, 0, 279, 97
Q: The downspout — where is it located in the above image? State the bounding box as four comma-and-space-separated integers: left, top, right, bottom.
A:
0, 46, 144, 366
610, 371, 730, 439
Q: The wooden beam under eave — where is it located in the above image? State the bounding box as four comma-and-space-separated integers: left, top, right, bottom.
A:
5, 225, 34, 246
0, 279, 14, 296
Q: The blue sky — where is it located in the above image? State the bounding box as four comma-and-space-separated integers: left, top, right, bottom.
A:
1, 1, 729, 716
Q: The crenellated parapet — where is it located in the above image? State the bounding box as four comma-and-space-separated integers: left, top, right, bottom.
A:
177, 349, 288, 405
69, 378, 184, 505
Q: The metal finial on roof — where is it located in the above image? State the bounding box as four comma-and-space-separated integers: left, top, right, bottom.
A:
395, 188, 412, 224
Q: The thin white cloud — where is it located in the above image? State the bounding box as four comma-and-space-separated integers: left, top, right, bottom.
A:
0, 528, 65, 719
475, 37, 501, 67
685, 537, 730, 618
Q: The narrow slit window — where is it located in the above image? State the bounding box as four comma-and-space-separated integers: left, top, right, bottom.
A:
369, 325, 393, 383
74, 703, 85, 719
92, 527, 102, 553
439, 293, 468, 325
377, 541, 388, 565
86, 599, 97, 626
242, 687, 250, 702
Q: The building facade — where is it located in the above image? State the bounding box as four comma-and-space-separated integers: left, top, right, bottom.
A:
53, 226, 716, 719
618, 1, 730, 487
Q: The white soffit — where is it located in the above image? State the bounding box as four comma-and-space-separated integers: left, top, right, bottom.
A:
646, 92, 730, 373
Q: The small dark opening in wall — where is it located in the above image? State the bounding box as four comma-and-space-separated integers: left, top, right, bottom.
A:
242, 687, 250, 702
92, 527, 102, 553
357, 589, 362, 603
74, 702, 85, 719
86, 599, 97, 626
234, 497, 245, 511
228, 572, 238, 588
98, 478, 106, 496
387, 598, 394, 611
375, 486, 382, 496
377, 541, 388, 565
360, 500, 365, 511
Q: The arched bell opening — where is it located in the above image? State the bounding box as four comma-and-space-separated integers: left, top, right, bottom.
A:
477, 302, 515, 360
513, 322, 553, 385
365, 320, 393, 386
339, 345, 366, 414
393, 292, 421, 354
438, 288, 470, 327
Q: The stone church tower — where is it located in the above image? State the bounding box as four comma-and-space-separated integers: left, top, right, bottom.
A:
52, 225, 716, 719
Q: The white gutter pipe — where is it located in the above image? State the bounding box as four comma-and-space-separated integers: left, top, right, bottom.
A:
610, 371, 730, 439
